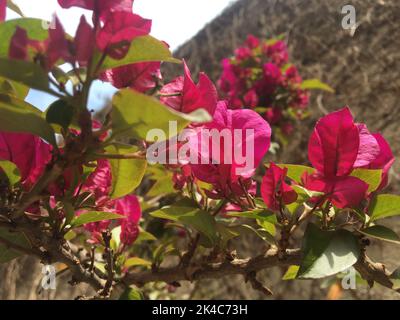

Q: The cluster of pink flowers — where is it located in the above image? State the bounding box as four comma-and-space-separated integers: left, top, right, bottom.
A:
261, 107, 394, 211
218, 35, 309, 138
8, 0, 151, 70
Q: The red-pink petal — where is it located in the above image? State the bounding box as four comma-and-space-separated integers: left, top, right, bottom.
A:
308, 107, 359, 177
261, 163, 297, 211
353, 123, 380, 167
100, 61, 161, 93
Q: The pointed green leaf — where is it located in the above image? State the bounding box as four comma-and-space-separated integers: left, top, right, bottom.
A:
359, 225, 400, 245
105, 144, 147, 199
276, 164, 315, 184
0, 160, 20, 185
70, 211, 125, 228
351, 168, 382, 193
99, 36, 180, 72
0, 58, 50, 92
282, 265, 300, 280
150, 198, 218, 244
124, 257, 152, 268
226, 209, 277, 224
298, 223, 360, 279
0, 94, 56, 146
300, 79, 334, 93
369, 194, 400, 221
112, 89, 211, 141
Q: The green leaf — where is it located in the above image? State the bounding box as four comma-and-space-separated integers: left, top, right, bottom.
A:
45, 99, 74, 130
359, 225, 400, 245
282, 265, 300, 280
70, 211, 125, 228
369, 194, 400, 221
0, 58, 50, 92
98, 35, 180, 72
0, 227, 31, 263
300, 79, 335, 93
105, 144, 147, 199
147, 165, 175, 197
351, 168, 382, 193
298, 223, 360, 279
0, 18, 48, 57
150, 198, 218, 244
276, 164, 315, 184
111, 89, 211, 141
0, 94, 56, 146
226, 209, 277, 224
124, 257, 152, 268
119, 287, 144, 300
135, 229, 157, 244
0, 77, 29, 99
0, 160, 20, 185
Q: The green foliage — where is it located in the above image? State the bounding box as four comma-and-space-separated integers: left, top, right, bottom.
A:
226, 209, 277, 224
0, 160, 20, 185
119, 287, 144, 300
0, 77, 29, 99
0, 228, 31, 263
70, 211, 125, 228
276, 164, 315, 184
98, 36, 180, 73
150, 198, 218, 244
111, 89, 211, 141
106, 144, 147, 199
359, 225, 400, 245
0, 58, 50, 92
282, 265, 300, 280
45, 99, 74, 130
298, 223, 360, 279
369, 194, 400, 221
351, 168, 382, 193
300, 79, 335, 93
0, 94, 56, 146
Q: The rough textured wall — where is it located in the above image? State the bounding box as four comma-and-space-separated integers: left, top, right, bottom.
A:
164, 0, 400, 299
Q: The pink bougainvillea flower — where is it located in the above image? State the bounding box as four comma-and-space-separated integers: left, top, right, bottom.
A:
302, 173, 368, 208
9, 17, 72, 70
0, 0, 6, 21
58, 0, 134, 20
189, 101, 271, 198
243, 89, 259, 108
261, 163, 297, 211
308, 107, 361, 178
262, 40, 288, 67
304, 107, 379, 208
74, 15, 96, 66
96, 11, 151, 59
160, 61, 218, 116
0, 132, 52, 189
117, 194, 141, 246
355, 132, 395, 190
100, 61, 161, 93
245, 34, 260, 49
81, 159, 141, 246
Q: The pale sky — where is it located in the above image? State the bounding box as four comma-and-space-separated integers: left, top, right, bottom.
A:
6, 0, 235, 110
